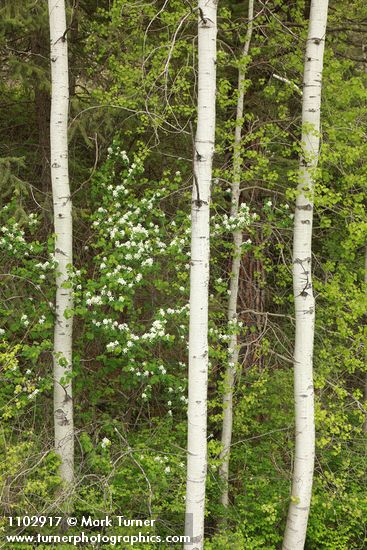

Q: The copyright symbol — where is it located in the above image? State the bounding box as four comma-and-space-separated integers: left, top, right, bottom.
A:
67, 517, 77, 527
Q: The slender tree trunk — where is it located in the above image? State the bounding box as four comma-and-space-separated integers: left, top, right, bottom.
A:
48, 0, 74, 494
283, 2, 328, 549
184, 2, 217, 548
219, 0, 254, 509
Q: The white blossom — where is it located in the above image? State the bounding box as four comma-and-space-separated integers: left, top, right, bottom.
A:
28, 389, 39, 400
101, 437, 111, 449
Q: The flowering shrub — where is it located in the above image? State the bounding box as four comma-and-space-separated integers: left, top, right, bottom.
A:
75, 141, 192, 417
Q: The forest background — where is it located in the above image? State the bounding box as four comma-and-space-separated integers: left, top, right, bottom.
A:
0, 0, 366, 548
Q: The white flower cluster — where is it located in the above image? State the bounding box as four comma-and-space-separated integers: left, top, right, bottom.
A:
106, 340, 119, 351
28, 212, 39, 226
86, 294, 103, 306
158, 364, 167, 375
179, 394, 189, 405
208, 326, 232, 342
107, 145, 129, 164
141, 257, 154, 267
28, 388, 39, 400
35, 257, 55, 271
0, 223, 31, 254
228, 318, 244, 328
159, 304, 189, 318
141, 318, 166, 340
1, 223, 26, 242
213, 203, 255, 234
153, 455, 172, 472
99, 311, 186, 355
21, 314, 30, 327
92, 206, 166, 268
168, 235, 189, 251
101, 437, 111, 448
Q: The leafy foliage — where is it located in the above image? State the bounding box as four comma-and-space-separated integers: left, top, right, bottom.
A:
0, 0, 366, 548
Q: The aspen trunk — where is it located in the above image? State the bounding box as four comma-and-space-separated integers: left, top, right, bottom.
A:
283, 1, 328, 549
219, 0, 254, 509
184, 2, 217, 548
48, 0, 74, 492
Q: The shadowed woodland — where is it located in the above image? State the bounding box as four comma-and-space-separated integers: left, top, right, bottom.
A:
0, 1, 366, 548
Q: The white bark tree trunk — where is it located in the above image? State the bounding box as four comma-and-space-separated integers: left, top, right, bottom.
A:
48, 0, 74, 492
283, 2, 328, 549
184, 2, 217, 548
219, 0, 254, 509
